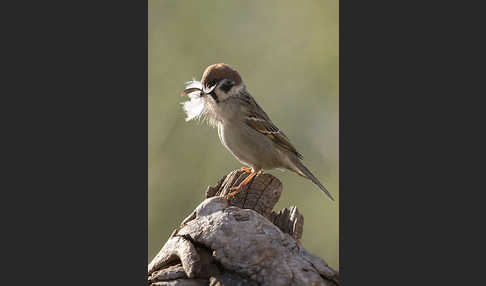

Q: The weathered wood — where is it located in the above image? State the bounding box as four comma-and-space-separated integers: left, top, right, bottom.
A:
206, 170, 283, 220
269, 206, 304, 242
149, 170, 339, 286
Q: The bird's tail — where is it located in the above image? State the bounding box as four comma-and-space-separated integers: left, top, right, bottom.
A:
293, 160, 334, 201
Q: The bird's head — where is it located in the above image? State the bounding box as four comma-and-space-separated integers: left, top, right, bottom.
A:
181, 63, 244, 104
180, 63, 246, 123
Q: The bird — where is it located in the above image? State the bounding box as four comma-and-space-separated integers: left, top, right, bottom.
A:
180, 63, 334, 201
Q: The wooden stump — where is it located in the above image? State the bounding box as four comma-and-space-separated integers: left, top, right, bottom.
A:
148, 170, 339, 286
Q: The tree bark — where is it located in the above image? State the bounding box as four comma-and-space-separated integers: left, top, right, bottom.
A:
148, 170, 339, 286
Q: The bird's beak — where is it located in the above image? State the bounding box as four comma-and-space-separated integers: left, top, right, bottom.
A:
180, 84, 217, 97
180, 87, 202, 97
181, 80, 205, 97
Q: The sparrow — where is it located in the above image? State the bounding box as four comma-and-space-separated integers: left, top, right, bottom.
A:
180, 63, 334, 201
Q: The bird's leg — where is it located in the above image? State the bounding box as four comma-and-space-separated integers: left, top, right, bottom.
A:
232, 170, 263, 191
225, 170, 262, 199
240, 167, 252, 173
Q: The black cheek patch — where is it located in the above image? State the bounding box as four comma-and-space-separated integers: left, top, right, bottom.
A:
209, 91, 219, 103
220, 82, 233, 93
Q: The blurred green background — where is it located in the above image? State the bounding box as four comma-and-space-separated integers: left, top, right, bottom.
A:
149, 0, 339, 269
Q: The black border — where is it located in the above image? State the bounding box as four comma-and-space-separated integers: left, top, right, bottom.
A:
3, 1, 148, 284
340, 1, 482, 284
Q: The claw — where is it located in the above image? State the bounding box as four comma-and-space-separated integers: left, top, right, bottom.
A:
224, 191, 238, 199
225, 170, 263, 199
240, 167, 252, 173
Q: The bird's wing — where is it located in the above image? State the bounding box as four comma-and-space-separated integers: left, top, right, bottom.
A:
240, 92, 303, 160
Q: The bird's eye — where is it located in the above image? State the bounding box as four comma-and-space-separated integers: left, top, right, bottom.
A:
220, 80, 233, 93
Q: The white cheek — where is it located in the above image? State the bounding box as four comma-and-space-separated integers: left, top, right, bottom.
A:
217, 84, 243, 101
216, 89, 230, 101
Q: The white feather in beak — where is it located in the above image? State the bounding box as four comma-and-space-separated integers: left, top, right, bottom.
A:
181, 80, 205, 121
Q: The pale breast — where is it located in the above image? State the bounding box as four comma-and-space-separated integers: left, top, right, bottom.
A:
217, 120, 282, 170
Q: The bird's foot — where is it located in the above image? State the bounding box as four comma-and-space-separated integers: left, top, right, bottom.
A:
225, 170, 263, 199
240, 167, 252, 173
224, 191, 238, 199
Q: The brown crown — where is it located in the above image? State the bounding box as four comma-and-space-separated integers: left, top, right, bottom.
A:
201, 63, 242, 87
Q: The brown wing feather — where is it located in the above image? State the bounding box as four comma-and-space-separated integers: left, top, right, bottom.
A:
238, 89, 303, 159
245, 115, 303, 160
